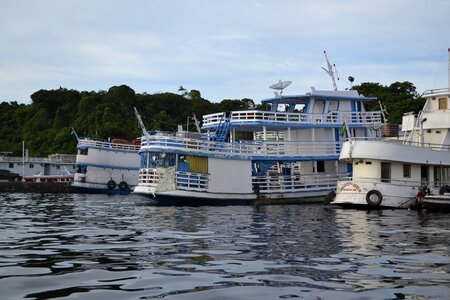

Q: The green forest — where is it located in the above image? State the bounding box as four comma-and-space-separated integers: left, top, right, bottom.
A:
0, 81, 425, 157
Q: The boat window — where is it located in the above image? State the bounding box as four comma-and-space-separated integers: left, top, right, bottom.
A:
79, 148, 88, 155
438, 98, 447, 110
381, 162, 391, 183
29, 164, 34, 169
277, 104, 288, 112
365, 161, 372, 165
403, 164, 411, 178
9, 163, 13, 168
142, 152, 176, 168
328, 100, 338, 111
316, 161, 325, 173
293, 104, 306, 113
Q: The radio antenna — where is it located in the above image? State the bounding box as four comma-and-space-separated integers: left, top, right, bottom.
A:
321, 50, 339, 91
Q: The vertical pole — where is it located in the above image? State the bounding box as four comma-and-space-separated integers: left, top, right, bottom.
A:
22, 141, 25, 178
448, 48, 450, 90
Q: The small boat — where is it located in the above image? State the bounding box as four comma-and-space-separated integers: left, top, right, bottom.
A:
134, 53, 386, 204
332, 49, 450, 209
422, 186, 450, 212
69, 137, 141, 194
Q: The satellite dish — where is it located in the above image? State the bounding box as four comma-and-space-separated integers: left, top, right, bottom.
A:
269, 80, 292, 97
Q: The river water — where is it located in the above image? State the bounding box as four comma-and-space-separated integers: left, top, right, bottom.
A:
0, 193, 449, 300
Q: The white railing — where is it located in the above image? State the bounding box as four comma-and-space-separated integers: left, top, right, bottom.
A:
176, 171, 209, 192
253, 172, 351, 193
138, 168, 209, 192
202, 110, 384, 127
138, 169, 159, 186
347, 137, 450, 152
0, 156, 76, 164
78, 139, 140, 151
144, 134, 341, 158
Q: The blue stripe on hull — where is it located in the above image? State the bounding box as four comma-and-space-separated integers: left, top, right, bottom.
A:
139, 193, 253, 206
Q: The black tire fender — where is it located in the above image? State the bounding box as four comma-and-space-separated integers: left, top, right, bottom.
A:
107, 180, 116, 189
366, 189, 382, 206
118, 181, 129, 191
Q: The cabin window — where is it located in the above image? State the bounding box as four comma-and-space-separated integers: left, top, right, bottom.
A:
328, 100, 338, 111
438, 98, 447, 110
365, 161, 372, 165
294, 104, 306, 113
142, 152, 176, 168
317, 161, 325, 173
8, 163, 13, 168
403, 164, 411, 178
29, 164, 34, 169
381, 162, 391, 183
79, 148, 88, 155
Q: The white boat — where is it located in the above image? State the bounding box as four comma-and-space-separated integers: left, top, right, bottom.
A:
134, 56, 386, 204
332, 49, 450, 209
70, 138, 141, 194
423, 191, 450, 212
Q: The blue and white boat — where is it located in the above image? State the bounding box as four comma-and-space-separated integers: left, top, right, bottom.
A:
134, 62, 386, 204
70, 138, 141, 194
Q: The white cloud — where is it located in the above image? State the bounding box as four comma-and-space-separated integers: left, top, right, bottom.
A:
0, 0, 449, 103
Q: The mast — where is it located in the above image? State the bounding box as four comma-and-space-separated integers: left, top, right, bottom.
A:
448, 48, 450, 90
321, 50, 339, 91
133, 107, 150, 140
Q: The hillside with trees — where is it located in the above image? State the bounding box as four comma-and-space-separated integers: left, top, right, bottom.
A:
0, 82, 424, 156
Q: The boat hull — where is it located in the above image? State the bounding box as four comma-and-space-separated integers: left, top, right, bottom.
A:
69, 183, 133, 195
134, 187, 330, 205
423, 195, 450, 212
332, 180, 421, 209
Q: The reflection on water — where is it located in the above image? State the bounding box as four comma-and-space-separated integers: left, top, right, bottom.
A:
0, 193, 449, 299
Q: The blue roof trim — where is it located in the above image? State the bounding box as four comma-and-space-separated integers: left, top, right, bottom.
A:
140, 147, 339, 162
261, 94, 377, 103
75, 162, 140, 170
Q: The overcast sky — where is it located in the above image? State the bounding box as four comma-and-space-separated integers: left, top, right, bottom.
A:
1, 0, 449, 104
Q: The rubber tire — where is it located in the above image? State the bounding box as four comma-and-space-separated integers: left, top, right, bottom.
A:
118, 181, 129, 191
107, 180, 116, 189
366, 190, 382, 206
13, 176, 21, 182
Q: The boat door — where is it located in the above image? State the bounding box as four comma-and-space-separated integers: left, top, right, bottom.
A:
421, 165, 429, 185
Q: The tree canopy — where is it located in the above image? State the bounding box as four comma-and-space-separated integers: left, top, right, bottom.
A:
0, 82, 424, 156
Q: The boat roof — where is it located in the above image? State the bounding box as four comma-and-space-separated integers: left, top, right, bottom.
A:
261, 88, 377, 105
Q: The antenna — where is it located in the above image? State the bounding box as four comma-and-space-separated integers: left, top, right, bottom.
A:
70, 127, 79, 142
321, 50, 339, 91
269, 80, 292, 97
133, 107, 150, 140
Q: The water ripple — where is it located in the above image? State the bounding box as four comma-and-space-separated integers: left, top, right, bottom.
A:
0, 193, 449, 299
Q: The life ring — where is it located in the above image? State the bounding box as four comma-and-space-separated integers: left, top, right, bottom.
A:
107, 180, 116, 189
118, 181, 129, 191
366, 190, 382, 206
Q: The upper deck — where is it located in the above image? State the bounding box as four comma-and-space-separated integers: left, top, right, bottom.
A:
77, 138, 140, 152
202, 88, 383, 131
202, 110, 384, 131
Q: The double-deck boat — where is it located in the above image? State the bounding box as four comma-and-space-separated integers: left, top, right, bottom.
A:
332, 49, 450, 209
134, 57, 386, 204
70, 137, 141, 194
